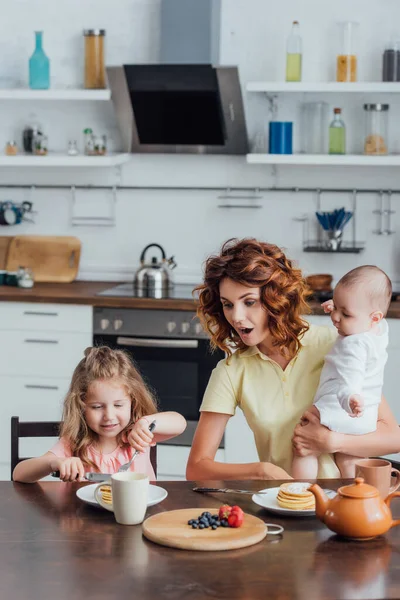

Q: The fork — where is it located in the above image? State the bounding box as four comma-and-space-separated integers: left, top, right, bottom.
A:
118, 419, 156, 472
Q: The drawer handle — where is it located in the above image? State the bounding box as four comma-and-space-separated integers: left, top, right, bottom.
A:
117, 337, 198, 349
23, 311, 59, 317
24, 339, 59, 344
25, 384, 59, 390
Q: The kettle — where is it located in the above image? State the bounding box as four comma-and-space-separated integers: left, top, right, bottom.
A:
309, 477, 400, 540
134, 243, 177, 298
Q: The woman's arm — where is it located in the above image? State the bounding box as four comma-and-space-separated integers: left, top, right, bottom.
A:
293, 396, 400, 458
186, 411, 291, 481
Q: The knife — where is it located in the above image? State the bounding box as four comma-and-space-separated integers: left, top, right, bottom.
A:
51, 471, 111, 482
193, 487, 269, 495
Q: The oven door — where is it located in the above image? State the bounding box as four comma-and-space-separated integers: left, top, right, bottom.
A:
93, 333, 224, 445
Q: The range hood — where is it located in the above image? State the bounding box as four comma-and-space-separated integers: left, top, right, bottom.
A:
107, 0, 248, 155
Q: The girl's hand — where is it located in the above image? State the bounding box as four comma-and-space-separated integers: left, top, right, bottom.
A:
259, 463, 292, 480
51, 457, 85, 482
292, 410, 336, 457
126, 418, 155, 453
321, 299, 334, 313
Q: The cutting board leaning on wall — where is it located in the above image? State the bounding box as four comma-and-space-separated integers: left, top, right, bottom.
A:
5, 236, 81, 282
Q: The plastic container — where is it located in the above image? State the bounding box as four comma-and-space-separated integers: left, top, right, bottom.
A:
363, 104, 389, 155
84, 29, 106, 89
300, 102, 328, 154
336, 22, 358, 82
382, 39, 400, 81
329, 108, 346, 155
29, 31, 50, 90
286, 21, 302, 82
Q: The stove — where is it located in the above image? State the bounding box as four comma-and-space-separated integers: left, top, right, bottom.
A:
97, 282, 198, 300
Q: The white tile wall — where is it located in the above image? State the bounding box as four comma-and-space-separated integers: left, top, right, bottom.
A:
0, 0, 399, 287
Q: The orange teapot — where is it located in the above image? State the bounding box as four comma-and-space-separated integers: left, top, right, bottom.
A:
309, 477, 400, 540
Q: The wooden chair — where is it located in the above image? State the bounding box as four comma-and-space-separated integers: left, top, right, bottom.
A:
11, 416, 157, 480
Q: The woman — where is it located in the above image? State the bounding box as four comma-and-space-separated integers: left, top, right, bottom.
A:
186, 238, 400, 480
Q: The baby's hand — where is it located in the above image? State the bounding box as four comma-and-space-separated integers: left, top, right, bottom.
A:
349, 394, 364, 417
321, 299, 334, 313
126, 418, 155, 453
51, 457, 85, 482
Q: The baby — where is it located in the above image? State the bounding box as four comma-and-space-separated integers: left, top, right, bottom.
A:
293, 265, 391, 479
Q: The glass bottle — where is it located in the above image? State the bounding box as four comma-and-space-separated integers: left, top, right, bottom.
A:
329, 108, 346, 154
336, 22, 358, 82
286, 21, 302, 82
83, 128, 95, 155
363, 104, 389, 155
84, 30, 106, 89
29, 31, 50, 90
382, 38, 400, 81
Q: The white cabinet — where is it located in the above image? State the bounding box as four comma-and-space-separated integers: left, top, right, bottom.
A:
0, 302, 92, 480
157, 444, 225, 481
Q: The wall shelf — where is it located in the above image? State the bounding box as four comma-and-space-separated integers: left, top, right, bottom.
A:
0, 88, 111, 100
246, 154, 400, 167
246, 82, 400, 93
0, 153, 130, 167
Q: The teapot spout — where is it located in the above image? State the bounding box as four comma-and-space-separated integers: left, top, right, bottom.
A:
309, 483, 330, 521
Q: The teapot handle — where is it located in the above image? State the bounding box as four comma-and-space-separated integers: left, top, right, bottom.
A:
385, 491, 400, 528
140, 244, 166, 263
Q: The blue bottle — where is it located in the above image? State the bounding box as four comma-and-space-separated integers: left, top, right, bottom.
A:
29, 31, 50, 89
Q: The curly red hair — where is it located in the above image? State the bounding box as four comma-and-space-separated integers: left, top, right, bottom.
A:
195, 238, 311, 359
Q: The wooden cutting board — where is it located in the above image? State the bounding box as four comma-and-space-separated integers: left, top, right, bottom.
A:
142, 508, 267, 551
0, 236, 13, 269
6, 236, 81, 282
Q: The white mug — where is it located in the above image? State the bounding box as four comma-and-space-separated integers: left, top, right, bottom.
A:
94, 472, 149, 525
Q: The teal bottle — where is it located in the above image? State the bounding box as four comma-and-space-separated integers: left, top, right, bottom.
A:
29, 31, 50, 89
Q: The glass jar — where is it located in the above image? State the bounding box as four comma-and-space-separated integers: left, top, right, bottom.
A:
300, 102, 328, 154
32, 132, 48, 156
382, 39, 400, 81
363, 104, 389, 155
336, 21, 359, 82
5, 141, 18, 156
84, 29, 106, 89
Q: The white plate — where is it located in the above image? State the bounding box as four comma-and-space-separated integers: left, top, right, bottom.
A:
252, 486, 336, 517
76, 483, 168, 511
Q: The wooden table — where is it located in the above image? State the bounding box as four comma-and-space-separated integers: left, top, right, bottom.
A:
2, 479, 400, 600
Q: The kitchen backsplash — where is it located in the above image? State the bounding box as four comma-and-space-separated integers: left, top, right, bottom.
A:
0, 0, 399, 288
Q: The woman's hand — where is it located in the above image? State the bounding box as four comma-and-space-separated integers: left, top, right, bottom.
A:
51, 457, 85, 482
259, 463, 292, 480
292, 410, 337, 457
126, 418, 155, 453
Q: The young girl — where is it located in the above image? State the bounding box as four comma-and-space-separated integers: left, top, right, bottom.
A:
13, 346, 187, 483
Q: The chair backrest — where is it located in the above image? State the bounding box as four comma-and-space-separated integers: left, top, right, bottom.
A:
11, 416, 157, 480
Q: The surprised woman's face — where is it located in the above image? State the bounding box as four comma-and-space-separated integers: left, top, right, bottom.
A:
219, 278, 269, 346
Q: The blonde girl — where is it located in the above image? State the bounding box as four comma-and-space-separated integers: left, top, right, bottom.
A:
13, 346, 187, 483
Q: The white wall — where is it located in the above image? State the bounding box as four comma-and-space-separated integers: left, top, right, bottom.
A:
1, 0, 400, 287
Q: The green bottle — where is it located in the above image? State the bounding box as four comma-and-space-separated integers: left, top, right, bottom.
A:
286, 21, 302, 82
329, 108, 346, 154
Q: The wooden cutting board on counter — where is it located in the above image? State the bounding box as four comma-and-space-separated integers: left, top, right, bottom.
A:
5, 235, 81, 282
142, 508, 267, 551
0, 236, 14, 269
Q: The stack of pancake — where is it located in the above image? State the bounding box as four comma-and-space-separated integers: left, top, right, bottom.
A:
277, 482, 315, 510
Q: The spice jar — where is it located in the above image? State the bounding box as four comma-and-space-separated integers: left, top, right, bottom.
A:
336, 21, 359, 82
32, 132, 48, 156
84, 29, 106, 89
5, 141, 18, 156
363, 104, 389, 155
382, 39, 400, 81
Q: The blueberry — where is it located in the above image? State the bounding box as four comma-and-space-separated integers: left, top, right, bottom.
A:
212, 514, 219, 520
221, 519, 229, 527
215, 521, 221, 527
199, 523, 205, 529
212, 524, 217, 530
188, 519, 194, 525
192, 523, 198, 529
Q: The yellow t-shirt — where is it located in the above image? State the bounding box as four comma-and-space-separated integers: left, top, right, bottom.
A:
200, 324, 340, 478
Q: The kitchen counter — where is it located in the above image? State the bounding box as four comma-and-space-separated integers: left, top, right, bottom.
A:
1, 281, 400, 317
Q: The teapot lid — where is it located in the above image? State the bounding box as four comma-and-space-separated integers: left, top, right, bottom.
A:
338, 477, 379, 498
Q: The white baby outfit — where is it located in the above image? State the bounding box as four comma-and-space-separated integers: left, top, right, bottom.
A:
313, 319, 389, 435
